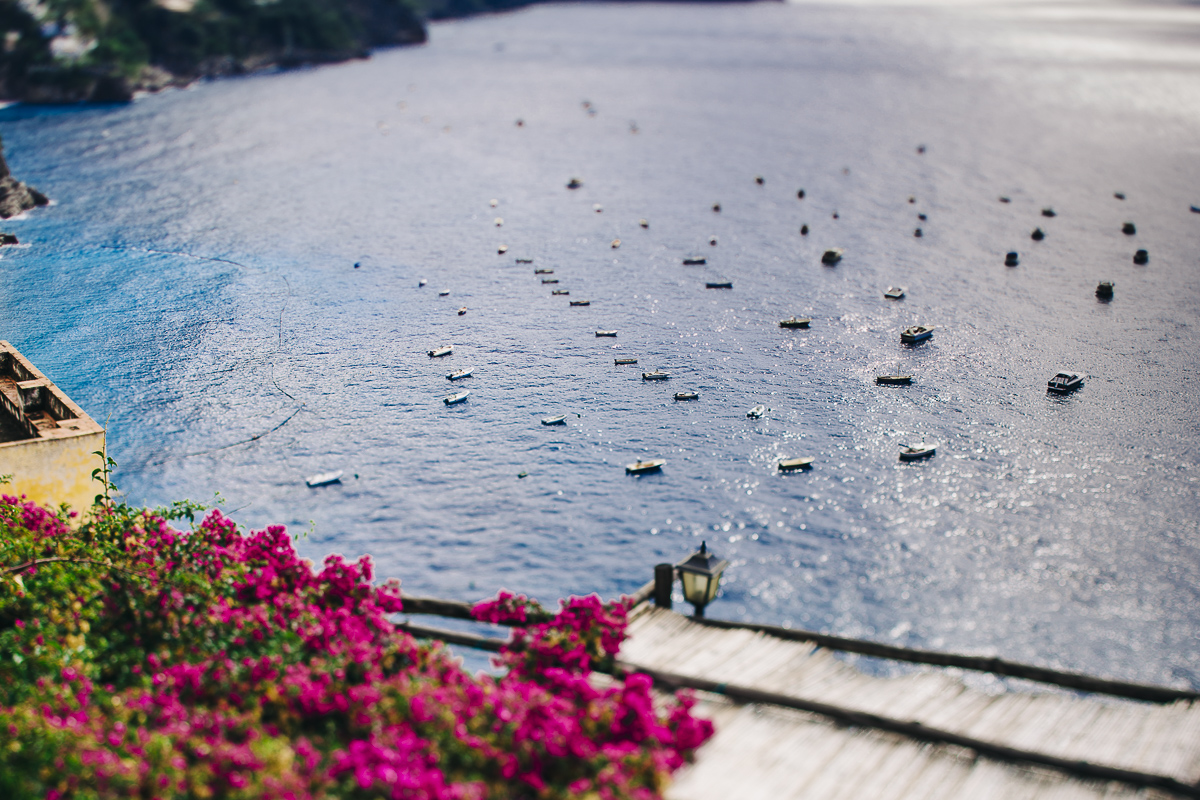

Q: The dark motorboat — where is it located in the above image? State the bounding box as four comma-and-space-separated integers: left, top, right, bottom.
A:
706, 281, 733, 289
899, 444, 936, 461
1096, 281, 1114, 299
1005, 252, 1019, 267
570, 300, 591, 306
1122, 222, 1137, 235
682, 257, 707, 266
1047, 373, 1083, 394
779, 317, 811, 328
876, 374, 912, 385
821, 248, 843, 265
674, 391, 699, 401
567, 178, 583, 189
1134, 249, 1149, 265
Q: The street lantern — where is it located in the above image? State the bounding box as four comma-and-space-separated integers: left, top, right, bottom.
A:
676, 541, 729, 617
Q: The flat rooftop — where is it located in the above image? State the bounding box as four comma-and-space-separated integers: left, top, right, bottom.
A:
0, 341, 103, 446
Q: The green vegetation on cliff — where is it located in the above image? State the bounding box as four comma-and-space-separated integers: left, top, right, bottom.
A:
0, 0, 427, 103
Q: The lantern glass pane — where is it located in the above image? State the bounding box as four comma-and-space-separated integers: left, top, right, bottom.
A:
705, 573, 722, 603
680, 571, 710, 605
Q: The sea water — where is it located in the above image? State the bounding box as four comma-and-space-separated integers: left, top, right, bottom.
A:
2, 0, 1199, 686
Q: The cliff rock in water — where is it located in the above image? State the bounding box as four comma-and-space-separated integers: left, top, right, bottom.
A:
0, 138, 47, 218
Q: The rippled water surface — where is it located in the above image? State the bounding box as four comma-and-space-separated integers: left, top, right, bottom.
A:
3, 0, 1199, 686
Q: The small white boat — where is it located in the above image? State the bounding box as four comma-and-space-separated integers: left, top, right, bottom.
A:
541, 414, 567, 425
779, 317, 811, 329
642, 370, 670, 380
457, 307, 467, 316
438, 290, 450, 297
674, 391, 699, 401
884, 287, 905, 300
306, 470, 344, 487
443, 390, 470, 405
497, 245, 508, 254
552, 289, 570, 295
626, 459, 665, 475
447, 368, 472, 381
428, 345, 453, 357
821, 248, 843, 265
899, 444, 936, 461
418, 279, 427, 287
535, 268, 554, 274
611, 239, 621, 248
747, 405, 767, 419
596, 330, 617, 337
778, 457, 814, 471
900, 326, 933, 344
615, 357, 638, 365
1047, 373, 1083, 394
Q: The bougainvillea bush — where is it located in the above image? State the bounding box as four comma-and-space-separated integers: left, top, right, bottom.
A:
0, 495, 712, 799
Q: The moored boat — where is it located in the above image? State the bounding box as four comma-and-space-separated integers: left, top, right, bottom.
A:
1047, 373, 1083, 394
552, 289, 570, 295
821, 248, 843, 265
747, 405, 767, 419
446, 368, 473, 381
306, 470, 344, 488
706, 281, 733, 289
674, 391, 699, 401
1096, 281, 1114, 299
682, 257, 706, 266
428, 345, 453, 357
516, 258, 534, 264
570, 300, 591, 306
884, 287, 905, 300
626, 459, 665, 475
642, 370, 669, 380
875, 374, 912, 385
443, 390, 470, 405
542, 278, 559, 284
567, 178, 583, 189
900, 326, 933, 343
614, 357, 638, 365
899, 444, 936, 461
541, 414, 567, 425
779, 317, 811, 328
439, 290, 451, 296
778, 457, 814, 471
535, 268, 553, 274
457, 307, 467, 315
596, 330, 617, 337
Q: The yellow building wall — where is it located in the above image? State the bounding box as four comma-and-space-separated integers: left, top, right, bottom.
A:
0, 431, 106, 514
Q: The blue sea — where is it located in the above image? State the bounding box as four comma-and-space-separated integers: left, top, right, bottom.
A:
3, 0, 1199, 686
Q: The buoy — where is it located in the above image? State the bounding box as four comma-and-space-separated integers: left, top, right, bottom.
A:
515, 119, 524, 127
354, 262, 361, 268
1133, 249, 1149, 265
712, 202, 721, 212
611, 239, 621, 248
800, 224, 809, 236
1122, 222, 1136, 235
797, 189, 806, 199
908, 196, 915, 204
914, 228, 923, 237
630, 122, 639, 134
639, 219, 649, 228
1005, 252, 1019, 266
917, 145, 926, 154
1114, 192, 1126, 200
593, 203, 603, 213
1031, 228, 1045, 241
832, 211, 839, 219
999, 196, 1011, 203
1042, 207, 1056, 217
708, 236, 718, 246
755, 175, 765, 185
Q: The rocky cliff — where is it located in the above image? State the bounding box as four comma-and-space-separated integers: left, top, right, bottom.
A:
0, 138, 47, 219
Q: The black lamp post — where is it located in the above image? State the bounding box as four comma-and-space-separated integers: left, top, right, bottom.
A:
675, 541, 729, 617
